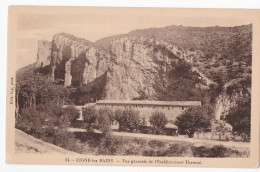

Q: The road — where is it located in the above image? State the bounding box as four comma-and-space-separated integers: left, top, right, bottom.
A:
66, 127, 250, 149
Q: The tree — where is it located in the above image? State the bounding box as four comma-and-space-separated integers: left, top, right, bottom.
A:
96, 112, 111, 136
115, 109, 141, 132
81, 107, 113, 136
16, 106, 49, 132
62, 106, 80, 124
82, 107, 98, 132
149, 111, 168, 134
175, 107, 211, 138
211, 120, 232, 140
16, 71, 68, 118
170, 60, 192, 79
114, 109, 123, 130
225, 98, 251, 137
98, 108, 114, 125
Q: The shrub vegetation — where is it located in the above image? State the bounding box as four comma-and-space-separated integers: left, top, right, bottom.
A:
225, 97, 251, 140
115, 109, 141, 132
175, 107, 211, 138
149, 111, 168, 134
82, 107, 113, 136
82, 107, 98, 132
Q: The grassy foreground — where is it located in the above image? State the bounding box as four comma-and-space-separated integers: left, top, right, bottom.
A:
16, 127, 249, 157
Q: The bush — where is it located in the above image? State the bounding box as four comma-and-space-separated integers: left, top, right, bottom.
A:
139, 125, 153, 134
71, 120, 86, 129
35, 102, 62, 116
225, 98, 251, 139
97, 137, 127, 155
211, 120, 232, 141
192, 145, 241, 157
96, 112, 111, 136
52, 130, 74, 147
62, 106, 80, 123
82, 107, 98, 132
175, 107, 211, 138
115, 109, 141, 132
149, 111, 168, 134
98, 107, 114, 124
143, 142, 188, 157
36, 103, 81, 128
17, 106, 56, 132
167, 144, 189, 157
114, 109, 123, 120
16, 103, 82, 137
148, 140, 165, 149
142, 149, 167, 157
81, 107, 112, 136
17, 102, 82, 132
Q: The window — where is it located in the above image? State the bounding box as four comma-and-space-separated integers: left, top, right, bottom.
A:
142, 105, 143, 108
168, 106, 170, 110
162, 106, 164, 109
182, 106, 184, 110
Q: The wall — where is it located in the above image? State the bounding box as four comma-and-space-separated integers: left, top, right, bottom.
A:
95, 103, 189, 125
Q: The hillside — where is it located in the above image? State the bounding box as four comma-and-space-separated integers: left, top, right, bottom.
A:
15, 129, 79, 154
16, 63, 36, 82
94, 33, 127, 52
95, 24, 252, 82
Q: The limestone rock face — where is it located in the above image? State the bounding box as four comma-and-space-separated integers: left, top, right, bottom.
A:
36, 40, 52, 67
82, 47, 110, 84
36, 34, 213, 101
50, 33, 91, 64
64, 61, 72, 86
102, 37, 206, 100
48, 33, 110, 86
214, 78, 251, 120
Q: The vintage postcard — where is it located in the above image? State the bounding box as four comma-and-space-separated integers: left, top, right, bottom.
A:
6, 6, 260, 167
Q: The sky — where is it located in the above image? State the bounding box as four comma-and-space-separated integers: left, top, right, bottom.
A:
15, 7, 251, 70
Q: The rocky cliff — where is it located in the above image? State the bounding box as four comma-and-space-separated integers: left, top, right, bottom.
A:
37, 33, 110, 86
36, 40, 52, 67
37, 33, 214, 100
37, 33, 211, 90
215, 77, 251, 120
103, 36, 210, 100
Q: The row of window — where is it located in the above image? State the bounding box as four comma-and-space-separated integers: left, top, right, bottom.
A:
98, 104, 185, 110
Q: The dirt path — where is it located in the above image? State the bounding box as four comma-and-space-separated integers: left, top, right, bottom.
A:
111, 131, 250, 148
67, 127, 250, 149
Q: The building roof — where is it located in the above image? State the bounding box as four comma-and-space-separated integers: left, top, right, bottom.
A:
165, 123, 178, 129
96, 100, 201, 106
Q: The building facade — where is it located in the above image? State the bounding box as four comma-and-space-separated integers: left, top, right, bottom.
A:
95, 100, 201, 126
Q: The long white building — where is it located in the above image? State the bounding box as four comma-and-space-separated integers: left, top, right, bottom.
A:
68, 100, 201, 127
95, 100, 201, 125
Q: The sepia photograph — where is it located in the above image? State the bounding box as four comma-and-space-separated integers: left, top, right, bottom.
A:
5, 6, 260, 168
